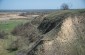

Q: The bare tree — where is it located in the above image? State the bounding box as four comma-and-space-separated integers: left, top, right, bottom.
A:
61, 3, 69, 10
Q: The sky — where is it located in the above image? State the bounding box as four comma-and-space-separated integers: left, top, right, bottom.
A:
0, 0, 85, 10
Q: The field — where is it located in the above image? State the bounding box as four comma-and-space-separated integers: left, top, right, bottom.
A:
0, 11, 38, 55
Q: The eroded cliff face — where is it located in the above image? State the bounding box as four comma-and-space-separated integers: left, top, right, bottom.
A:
35, 15, 85, 55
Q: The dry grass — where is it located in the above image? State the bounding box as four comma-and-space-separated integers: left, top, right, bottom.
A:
0, 9, 85, 55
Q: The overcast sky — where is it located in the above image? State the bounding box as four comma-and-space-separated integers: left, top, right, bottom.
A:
0, 0, 85, 10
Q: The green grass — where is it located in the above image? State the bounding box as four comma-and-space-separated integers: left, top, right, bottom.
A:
0, 19, 29, 55
0, 20, 29, 33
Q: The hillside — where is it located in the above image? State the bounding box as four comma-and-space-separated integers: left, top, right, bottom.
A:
33, 10, 85, 55
10, 9, 85, 55
0, 9, 85, 55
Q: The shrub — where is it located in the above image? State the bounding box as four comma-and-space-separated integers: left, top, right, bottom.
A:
0, 31, 7, 39
6, 40, 18, 52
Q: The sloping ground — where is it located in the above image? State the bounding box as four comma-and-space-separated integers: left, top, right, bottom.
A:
37, 16, 85, 55
34, 10, 85, 55
11, 10, 85, 55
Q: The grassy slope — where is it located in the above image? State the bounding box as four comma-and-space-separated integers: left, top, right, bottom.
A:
0, 20, 29, 55
0, 9, 85, 55
38, 9, 85, 55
